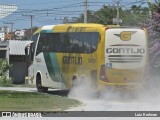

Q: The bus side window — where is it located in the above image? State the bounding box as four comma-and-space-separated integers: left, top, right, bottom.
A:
61, 33, 70, 52
90, 32, 99, 53
54, 33, 61, 52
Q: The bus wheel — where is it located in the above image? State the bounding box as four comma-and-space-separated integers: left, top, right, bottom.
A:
72, 75, 78, 87
79, 76, 86, 84
36, 75, 48, 93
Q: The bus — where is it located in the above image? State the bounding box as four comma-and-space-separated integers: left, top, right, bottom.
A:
27, 23, 148, 92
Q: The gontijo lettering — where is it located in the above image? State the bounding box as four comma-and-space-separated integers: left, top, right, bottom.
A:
63, 56, 82, 65
106, 48, 145, 54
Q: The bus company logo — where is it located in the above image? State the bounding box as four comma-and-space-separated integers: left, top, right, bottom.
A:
114, 31, 136, 41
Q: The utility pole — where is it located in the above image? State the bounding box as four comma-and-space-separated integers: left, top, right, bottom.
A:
148, 0, 152, 20
116, 0, 120, 26
22, 14, 34, 37
84, 0, 88, 23
4, 22, 14, 40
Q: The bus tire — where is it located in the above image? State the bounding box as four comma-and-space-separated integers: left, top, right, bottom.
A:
72, 75, 78, 87
79, 76, 86, 84
36, 75, 48, 93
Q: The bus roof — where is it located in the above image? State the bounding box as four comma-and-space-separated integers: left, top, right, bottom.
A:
34, 23, 110, 34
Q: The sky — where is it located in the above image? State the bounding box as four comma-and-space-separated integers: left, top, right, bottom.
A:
0, 0, 149, 31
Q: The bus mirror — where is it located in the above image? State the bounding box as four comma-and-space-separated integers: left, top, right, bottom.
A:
99, 34, 101, 42
25, 47, 28, 55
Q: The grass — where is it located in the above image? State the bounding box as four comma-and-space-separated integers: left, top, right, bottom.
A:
12, 84, 36, 88
0, 90, 81, 111
0, 79, 13, 87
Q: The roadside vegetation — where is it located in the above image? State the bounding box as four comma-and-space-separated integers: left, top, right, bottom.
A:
0, 59, 13, 87
75, 3, 149, 26
143, 1, 160, 77
0, 90, 81, 111
0, 59, 80, 111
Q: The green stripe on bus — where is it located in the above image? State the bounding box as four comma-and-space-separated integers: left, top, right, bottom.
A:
43, 52, 64, 83
50, 53, 65, 83
40, 30, 53, 33
43, 52, 58, 82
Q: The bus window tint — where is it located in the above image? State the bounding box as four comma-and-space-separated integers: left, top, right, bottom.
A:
36, 32, 99, 55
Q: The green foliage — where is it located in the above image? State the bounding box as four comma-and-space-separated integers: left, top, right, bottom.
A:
75, 5, 149, 27
148, 1, 159, 13
143, 1, 160, 74
75, 6, 118, 24
94, 5, 118, 24
0, 59, 13, 87
122, 5, 148, 26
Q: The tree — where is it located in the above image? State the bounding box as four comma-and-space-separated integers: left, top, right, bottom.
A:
75, 5, 149, 26
122, 5, 149, 26
0, 59, 12, 86
94, 5, 118, 25
74, 10, 100, 23
75, 5, 125, 25
143, 1, 160, 75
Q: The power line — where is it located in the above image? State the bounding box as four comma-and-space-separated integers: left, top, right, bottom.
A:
19, 2, 83, 11
91, 13, 108, 25
3, 22, 14, 39
22, 14, 34, 37
14, 0, 79, 6
120, 3, 148, 25
4, 2, 83, 18
0, 0, 150, 29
